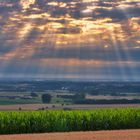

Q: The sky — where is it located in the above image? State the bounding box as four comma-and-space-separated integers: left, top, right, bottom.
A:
0, 0, 140, 81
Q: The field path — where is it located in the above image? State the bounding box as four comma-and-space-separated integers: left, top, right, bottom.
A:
0, 129, 140, 140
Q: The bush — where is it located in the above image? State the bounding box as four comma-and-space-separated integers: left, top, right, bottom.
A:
42, 94, 52, 103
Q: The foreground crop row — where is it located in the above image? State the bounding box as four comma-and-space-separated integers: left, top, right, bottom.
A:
0, 108, 140, 134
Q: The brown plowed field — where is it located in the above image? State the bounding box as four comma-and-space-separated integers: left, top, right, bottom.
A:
0, 130, 140, 140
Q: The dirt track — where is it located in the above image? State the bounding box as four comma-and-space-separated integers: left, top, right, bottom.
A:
0, 130, 140, 140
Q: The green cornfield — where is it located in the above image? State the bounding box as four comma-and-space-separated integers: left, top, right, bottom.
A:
0, 108, 140, 134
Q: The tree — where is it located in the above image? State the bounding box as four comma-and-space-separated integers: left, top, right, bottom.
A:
42, 94, 52, 103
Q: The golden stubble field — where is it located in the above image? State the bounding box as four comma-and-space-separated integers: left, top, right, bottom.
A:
0, 130, 140, 140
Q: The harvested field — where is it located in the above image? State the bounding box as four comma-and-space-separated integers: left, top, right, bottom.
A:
0, 130, 140, 140
0, 104, 140, 111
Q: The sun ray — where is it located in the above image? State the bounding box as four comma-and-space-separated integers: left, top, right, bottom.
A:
0, 0, 140, 80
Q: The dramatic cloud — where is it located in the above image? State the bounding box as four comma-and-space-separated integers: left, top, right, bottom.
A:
0, 0, 140, 80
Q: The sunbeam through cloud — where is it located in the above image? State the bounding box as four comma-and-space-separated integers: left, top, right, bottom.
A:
0, 0, 140, 81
